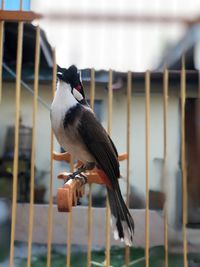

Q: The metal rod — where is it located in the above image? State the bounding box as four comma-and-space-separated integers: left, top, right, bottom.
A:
181, 56, 188, 267
105, 69, 113, 267
3, 63, 50, 110
27, 26, 40, 267
163, 67, 169, 267
87, 68, 95, 267
47, 48, 56, 267
145, 71, 150, 267
125, 71, 132, 266
9, 21, 23, 267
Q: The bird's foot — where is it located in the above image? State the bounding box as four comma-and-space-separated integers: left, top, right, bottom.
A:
65, 161, 95, 182
66, 172, 87, 185
75, 173, 87, 185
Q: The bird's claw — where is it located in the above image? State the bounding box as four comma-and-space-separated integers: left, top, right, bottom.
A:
64, 172, 87, 185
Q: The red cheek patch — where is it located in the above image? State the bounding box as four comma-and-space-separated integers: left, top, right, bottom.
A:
75, 85, 82, 92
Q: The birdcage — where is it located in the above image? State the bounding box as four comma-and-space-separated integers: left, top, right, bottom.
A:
0, 1, 200, 267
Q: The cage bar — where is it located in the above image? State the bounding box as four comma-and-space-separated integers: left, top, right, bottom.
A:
181, 56, 188, 267
27, 25, 40, 267
105, 69, 113, 267
20, 0, 23, 11
1, 0, 4, 9
124, 71, 132, 266
126, 71, 132, 207
145, 71, 150, 267
66, 158, 74, 267
163, 67, 169, 267
9, 22, 24, 267
87, 68, 95, 267
47, 49, 57, 267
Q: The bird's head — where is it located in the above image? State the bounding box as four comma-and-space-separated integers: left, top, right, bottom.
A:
57, 65, 87, 104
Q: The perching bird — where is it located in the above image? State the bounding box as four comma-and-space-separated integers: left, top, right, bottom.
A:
50, 65, 134, 246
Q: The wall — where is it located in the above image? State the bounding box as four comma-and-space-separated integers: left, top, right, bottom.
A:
0, 81, 180, 225
0, 82, 52, 201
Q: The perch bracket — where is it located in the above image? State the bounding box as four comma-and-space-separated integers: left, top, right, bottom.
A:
53, 151, 127, 212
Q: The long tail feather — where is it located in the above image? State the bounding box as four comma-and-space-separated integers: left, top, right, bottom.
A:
107, 186, 134, 246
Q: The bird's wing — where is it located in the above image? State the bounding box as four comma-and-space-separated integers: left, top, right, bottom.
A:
77, 107, 120, 188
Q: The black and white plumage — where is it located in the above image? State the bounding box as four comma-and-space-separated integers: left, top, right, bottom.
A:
50, 65, 134, 246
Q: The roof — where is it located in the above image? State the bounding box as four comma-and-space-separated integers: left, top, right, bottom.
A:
157, 24, 200, 70
3, 22, 53, 82
3, 22, 199, 92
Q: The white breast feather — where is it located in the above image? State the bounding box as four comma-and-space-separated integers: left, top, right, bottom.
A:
50, 80, 94, 163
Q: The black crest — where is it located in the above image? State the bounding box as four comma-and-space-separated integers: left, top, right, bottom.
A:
57, 65, 79, 87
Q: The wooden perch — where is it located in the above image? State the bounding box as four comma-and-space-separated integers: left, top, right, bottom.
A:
57, 174, 86, 212
53, 151, 127, 212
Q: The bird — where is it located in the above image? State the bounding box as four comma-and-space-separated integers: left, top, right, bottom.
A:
50, 65, 134, 246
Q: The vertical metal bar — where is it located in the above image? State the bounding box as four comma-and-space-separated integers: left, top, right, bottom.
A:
27, 26, 40, 267
125, 71, 132, 266
105, 69, 112, 267
47, 49, 57, 267
145, 71, 150, 267
181, 56, 188, 267
163, 67, 169, 267
0, 20, 4, 103
9, 22, 23, 267
66, 159, 74, 267
87, 68, 95, 267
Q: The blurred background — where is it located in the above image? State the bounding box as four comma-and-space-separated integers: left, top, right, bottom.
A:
31, 0, 200, 71
0, 0, 200, 266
